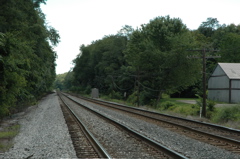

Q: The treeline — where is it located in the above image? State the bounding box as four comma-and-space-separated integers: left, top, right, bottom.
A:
0, 0, 60, 117
57, 16, 240, 106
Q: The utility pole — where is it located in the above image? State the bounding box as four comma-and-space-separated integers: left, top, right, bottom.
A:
188, 48, 220, 117
131, 72, 141, 107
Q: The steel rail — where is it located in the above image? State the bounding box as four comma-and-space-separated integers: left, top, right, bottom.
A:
64, 93, 240, 153
62, 93, 188, 159
58, 93, 111, 159
77, 94, 240, 135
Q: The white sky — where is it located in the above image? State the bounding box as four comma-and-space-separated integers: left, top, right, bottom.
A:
40, 0, 240, 74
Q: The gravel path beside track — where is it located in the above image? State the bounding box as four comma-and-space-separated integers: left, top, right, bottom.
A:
0, 93, 77, 159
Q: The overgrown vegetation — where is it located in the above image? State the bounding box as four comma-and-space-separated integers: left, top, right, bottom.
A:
157, 98, 200, 116
212, 106, 240, 124
158, 98, 240, 129
0, 0, 59, 118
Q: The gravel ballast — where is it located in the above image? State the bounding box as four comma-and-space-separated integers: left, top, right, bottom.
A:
68, 94, 240, 159
0, 93, 77, 158
62, 95, 167, 158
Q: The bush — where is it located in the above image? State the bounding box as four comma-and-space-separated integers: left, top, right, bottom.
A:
160, 101, 175, 110
207, 100, 216, 112
195, 95, 216, 118
171, 105, 199, 116
84, 85, 91, 95
127, 91, 138, 105
211, 105, 240, 123
0, 106, 10, 119
109, 90, 122, 100
206, 100, 216, 118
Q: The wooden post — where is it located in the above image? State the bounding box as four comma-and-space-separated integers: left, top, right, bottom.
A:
202, 49, 207, 117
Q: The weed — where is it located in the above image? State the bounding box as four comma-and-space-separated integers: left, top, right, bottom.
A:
170, 105, 199, 116
0, 131, 17, 138
0, 124, 20, 152
0, 142, 13, 152
126, 91, 138, 106
0, 124, 20, 139
211, 105, 240, 123
160, 101, 175, 110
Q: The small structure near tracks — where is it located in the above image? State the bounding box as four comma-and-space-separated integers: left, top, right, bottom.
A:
208, 63, 240, 103
91, 88, 99, 98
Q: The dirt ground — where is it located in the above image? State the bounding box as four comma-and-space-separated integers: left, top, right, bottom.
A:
177, 100, 197, 104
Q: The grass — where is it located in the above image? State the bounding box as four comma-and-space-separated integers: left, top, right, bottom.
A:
157, 98, 201, 117
100, 95, 134, 107
115, 97, 240, 129
212, 105, 240, 124
0, 143, 13, 152
157, 98, 240, 129
0, 124, 20, 152
0, 131, 18, 138
0, 125, 20, 139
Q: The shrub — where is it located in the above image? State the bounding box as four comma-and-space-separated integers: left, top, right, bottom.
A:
0, 106, 10, 119
109, 90, 122, 100
207, 100, 216, 112
211, 105, 240, 123
127, 91, 138, 106
195, 94, 216, 118
206, 100, 216, 118
169, 104, 200, 116
161, 101, 175, 110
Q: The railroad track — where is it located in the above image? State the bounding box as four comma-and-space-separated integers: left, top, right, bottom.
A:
65, 92, 240, 154
59, 92, 187, 159
58, 93, 110, 158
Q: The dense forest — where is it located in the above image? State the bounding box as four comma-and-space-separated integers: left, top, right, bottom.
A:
0, 0, 60, 117
56, 16, 240, 107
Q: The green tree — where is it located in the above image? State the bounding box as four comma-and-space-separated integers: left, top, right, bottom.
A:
198, 17, 220, 38
54, 73, 68, 90
212, 23, 240, 62
63, 71, 75, 91
72, 35, 129, 96
219, 32, 240, 62
125, 16, 201, 105
117, 25, 134, 39
0, 0, 59, 117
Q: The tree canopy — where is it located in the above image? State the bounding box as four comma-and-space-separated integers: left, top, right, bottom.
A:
55, 16, 240, 106
0, 0, 59, 117
60, 16, 201, 105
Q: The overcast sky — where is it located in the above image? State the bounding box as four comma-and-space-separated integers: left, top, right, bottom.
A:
40, 0, 240, 74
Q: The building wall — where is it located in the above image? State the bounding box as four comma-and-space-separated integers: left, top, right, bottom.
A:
230, 80, 240, 103
212, 65, 225, 76
208, 65, 229, 103
208, 65, 240, 103
208, 90, 229, 103
231, 90, 240, 103
232, 80, 240, 88
208, 76, 229, 88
